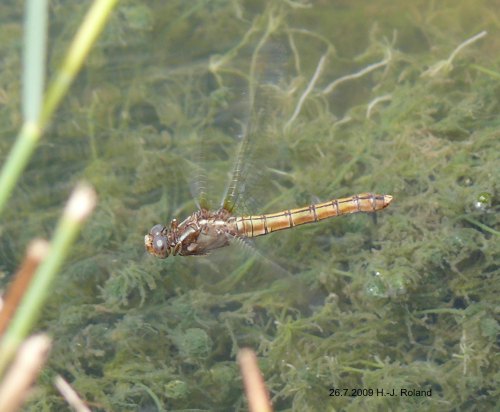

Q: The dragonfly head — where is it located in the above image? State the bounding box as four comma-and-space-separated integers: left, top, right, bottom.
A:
145, 224, 171, 258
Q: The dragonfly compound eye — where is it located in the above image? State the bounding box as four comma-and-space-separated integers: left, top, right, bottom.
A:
150, 224, 165, 237
145, 225, 171, 258
152, 235, 170, 258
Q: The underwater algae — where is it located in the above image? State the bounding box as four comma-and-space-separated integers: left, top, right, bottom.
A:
0, 0, 499, 411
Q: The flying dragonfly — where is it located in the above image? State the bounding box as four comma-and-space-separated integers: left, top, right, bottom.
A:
144, 31, 392, 259
145, 193, 392, 258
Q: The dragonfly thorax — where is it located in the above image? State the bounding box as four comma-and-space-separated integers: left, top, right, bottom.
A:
144, 209, 238, 258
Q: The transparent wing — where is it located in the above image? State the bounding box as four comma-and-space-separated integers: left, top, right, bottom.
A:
216, 34, 292, 214
134, 10, 294, 220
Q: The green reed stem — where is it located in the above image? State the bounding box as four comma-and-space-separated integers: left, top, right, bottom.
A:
40, 0, 120, 128
23, 0, 47, 123
0, 0, 119, 217
0, 184, 96, 375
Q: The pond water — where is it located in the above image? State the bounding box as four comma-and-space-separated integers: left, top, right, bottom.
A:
0, 1, 498, 410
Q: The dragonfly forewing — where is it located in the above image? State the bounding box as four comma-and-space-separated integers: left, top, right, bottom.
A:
219, 38, 291, 214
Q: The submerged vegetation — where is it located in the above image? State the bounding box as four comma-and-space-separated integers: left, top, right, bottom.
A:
0, 0, 498, 410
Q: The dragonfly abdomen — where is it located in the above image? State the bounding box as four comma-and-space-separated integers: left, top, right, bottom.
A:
234, 193, 392, 238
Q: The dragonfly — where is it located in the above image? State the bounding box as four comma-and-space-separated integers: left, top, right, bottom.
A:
145, 192, 392, 258
144, 29, 393, 259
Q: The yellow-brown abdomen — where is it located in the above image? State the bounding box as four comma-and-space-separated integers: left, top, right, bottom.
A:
235, 193, 392, 237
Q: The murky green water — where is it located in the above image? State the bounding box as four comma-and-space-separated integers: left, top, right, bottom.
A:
0, 1, 498, 411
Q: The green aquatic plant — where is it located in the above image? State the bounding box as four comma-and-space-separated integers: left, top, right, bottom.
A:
0, 0, 498, 411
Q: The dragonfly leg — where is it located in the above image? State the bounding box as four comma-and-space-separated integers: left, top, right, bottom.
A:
170, 218, 178, 230
173, 242, 182, 256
